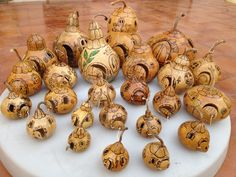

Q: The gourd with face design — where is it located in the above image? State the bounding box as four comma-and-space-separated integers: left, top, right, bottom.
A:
136, 103, 162, 138
43, 62, 77, 90
23, 34, 58, 76
148, 13, 195, 66
190, 40, 225, 86
157, 49, 196, 94
88, 78, 116, 107
142, 136, 170, 170
53, 11, 87, 68
26, 102, 56, 140
107, 0, 138, 33
1, 84, 32, 120
78, 15, 120, 83
184, 85, 231, 124
120, 78, 150, 105
44, 86, 77, 114
99, 98, 127, 130
67, 120, 91, 152
7, 49, 42, 96
102, 128, 129, 171
178, 120, 210, 152
153, 85, 181, 119
71, 99, 94, 129
122, 44, 159, 83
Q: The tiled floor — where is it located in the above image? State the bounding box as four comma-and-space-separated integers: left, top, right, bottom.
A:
0, 0, 236, 176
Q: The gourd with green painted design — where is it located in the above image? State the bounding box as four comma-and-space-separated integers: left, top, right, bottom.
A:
78, 15, 120, 83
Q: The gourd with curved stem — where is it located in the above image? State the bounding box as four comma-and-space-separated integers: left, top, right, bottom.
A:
102, 127, 129, 171
148, 13, 196, 66
190, 40, 225, 86
142, 135, 170, 170
7, 48, 42, 96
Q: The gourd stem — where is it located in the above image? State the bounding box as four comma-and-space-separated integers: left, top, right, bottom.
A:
111, 0, 127, 8
172, 13, 185, 31
145, 98, 151, 117
118, 127, 128, 142
184, 48, 197, 56
4, 81, 12, 92
93, 14, 108, 21
154, 135, 164, 146
37, 102, 46, 111
10, 48, 22, 61
208, 40, 226, 54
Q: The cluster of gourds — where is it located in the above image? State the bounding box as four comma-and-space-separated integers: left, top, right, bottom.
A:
0, 0, 231, 172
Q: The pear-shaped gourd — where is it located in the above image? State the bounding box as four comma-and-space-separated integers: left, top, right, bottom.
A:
102, 127, 129, 171
184, 85, 231, 124
26, 102, 56, 140
190, 40, 225, 86
1, 83, 32, 119
23, 34, 58, 76
54, 11, 87, 68
122, 44, 159, 83
142, 135, 170, 170
43, 62, 77, 90
7, 49, 42, 96
157, 49, 196, 94
178, 120, 210, 152
108, 0, 138, 33
120, 78, 150, 105
79, 15, 120, 83
148, 13, 195, 66
136, 102, 162, 138
88, 77, 116, 107
106, 0, 142, 66
99, 95, 127, 130
72, 98, 94, 129
153, 84, 181, 118
44, 85, 77, 114
67, 119, 91, 152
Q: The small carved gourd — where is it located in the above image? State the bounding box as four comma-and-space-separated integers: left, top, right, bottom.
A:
53, 11, 87, 68
120, 78, 150, 105
24, 34, 58, 76
44, 85, 77, 114
7, 49, 42, 96
78, 15, 120, 83
67, 119, 91, 152
102, 127, 129, 171
184, 85, 231, 124
153, 83, 181, 118
108, 0, 138, 33
142, 135, 170, 170
190, 40, 225, 86
26, 102, 56, 140
43, 62, 77, 90
99, 96, 127, 130
71, 98, 94, 129
157, 49, 196, 94
122, 44, 159, 83
136, 102, 162, 138
178, 120, 210, 152
1, 83, 32, 119
88, 77, 116, 107
106, 0, 142, 66
148, 13, 195, 66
